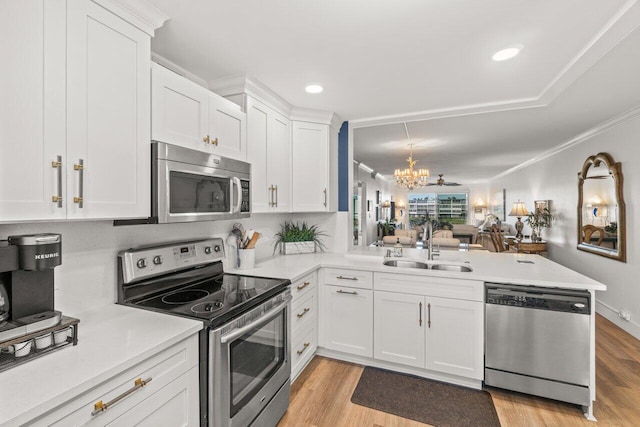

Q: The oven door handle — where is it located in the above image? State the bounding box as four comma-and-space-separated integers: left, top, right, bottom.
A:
231, 177, 242, 214
220, 295, 292, 344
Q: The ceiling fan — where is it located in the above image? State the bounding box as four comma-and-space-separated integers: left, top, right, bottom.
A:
427, 174, 462, 186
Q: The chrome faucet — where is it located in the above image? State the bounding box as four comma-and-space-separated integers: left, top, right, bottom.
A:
424, 222, 440, 260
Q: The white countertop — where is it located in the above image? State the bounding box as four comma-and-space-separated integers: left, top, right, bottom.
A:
229, 247, 607, 291
0, 304, 202, 426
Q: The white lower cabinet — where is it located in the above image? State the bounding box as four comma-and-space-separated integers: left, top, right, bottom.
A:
30, 335, 200, 426
374, 291, 425, 368
373, 273, 484, 381
290, 272, 318, 380
425, 296, 484, 379
320, 284, 373, 357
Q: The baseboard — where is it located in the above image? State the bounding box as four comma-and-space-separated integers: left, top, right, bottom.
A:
596, 300, 640, 339
315, 347, 482, 390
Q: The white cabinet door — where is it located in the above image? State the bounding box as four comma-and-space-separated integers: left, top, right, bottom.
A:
151, 63, 209, 151
208, 95, 246, 161
246, 99, 270, 212
107, 366, 200, 427
268, 112, 291, 212
246, 97, 290, 212
374, 291, 425, 368
291, 121, 329, 212
321, 284, 373, 357
425, 296, 484, 379
67, 0, 150, 219
0, 0, 66, 222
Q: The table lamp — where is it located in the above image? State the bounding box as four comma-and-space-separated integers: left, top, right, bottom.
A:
508, 201, 529, 239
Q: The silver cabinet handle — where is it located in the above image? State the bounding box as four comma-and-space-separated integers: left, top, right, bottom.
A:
336, 275, 358, 281
274, 184, 278, 208
337, 289, 358, 295
51, 156, 63, 207
91, 377, 152, 416
73, 159, 84, 208
323, 188, 327, 207
296, 307, 310, 318
296, 281, 310, 291
296, 342, 310, 355
428, 303, 431, 328
419, 302, 423, 327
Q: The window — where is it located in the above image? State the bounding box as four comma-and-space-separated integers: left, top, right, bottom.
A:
408, 193, 468, 227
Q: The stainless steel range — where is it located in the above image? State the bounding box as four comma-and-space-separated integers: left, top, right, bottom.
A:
117, 239, 291, 427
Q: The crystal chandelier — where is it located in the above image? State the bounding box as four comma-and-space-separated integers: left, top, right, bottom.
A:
394, 144, 430, 190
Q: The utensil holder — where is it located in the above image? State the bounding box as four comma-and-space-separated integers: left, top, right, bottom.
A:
238, 249, 255, 270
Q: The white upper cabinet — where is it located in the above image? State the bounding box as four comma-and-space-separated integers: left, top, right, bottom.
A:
151, 64, 247, 161
0, 0, 66, 221
0, 0, 153, 222
66, 0, 151, 220
246, 97, 291, 213
291, 121, 338, 212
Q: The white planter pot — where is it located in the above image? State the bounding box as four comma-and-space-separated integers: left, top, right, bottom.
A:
280, 241, 316, 255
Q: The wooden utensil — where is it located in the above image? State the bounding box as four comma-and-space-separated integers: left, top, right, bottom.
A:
244, 232, 260, 249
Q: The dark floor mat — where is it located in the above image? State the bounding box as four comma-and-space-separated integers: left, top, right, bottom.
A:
351, 367, 501, 427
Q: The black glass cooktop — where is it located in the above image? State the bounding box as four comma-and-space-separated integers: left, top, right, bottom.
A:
129, 272, 290, 327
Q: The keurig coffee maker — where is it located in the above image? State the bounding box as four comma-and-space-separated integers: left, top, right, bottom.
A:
0, 234, 79, 371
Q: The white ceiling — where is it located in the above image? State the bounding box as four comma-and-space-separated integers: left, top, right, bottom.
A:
147, 0, 640, 184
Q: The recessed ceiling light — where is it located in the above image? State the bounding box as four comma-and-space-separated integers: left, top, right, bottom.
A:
492, 45, 522, 61
305, 84, 323, 94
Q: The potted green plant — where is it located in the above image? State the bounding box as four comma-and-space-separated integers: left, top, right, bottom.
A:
274, 221, 327, 255
377, 219, 396, 237
526, 207, 553, 241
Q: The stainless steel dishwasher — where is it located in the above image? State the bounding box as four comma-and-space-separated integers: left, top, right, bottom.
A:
484, 283, 591, 406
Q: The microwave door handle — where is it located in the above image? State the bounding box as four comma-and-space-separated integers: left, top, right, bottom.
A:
231, 177, 242, 214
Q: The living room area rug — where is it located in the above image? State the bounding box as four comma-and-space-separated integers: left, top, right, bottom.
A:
351, 367, 501, 427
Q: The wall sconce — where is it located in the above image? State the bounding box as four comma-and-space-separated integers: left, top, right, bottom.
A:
381, 200, 391, 208
397, 201, 406, 217
475, 199, 486, 208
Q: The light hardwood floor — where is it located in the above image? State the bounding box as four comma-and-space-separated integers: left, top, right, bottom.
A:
279, 314, 640, 427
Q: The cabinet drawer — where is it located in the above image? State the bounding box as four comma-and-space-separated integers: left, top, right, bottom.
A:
292, 271, 317, 301
291, 290, 316, 334
323, 268, 373, 290
292, 325, 315, 377
31, 335, 199, 426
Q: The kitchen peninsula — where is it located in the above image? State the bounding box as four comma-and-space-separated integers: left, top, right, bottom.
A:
228, 247, 606, 421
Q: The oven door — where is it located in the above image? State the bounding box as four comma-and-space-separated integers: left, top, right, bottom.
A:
210, 295, 291, 427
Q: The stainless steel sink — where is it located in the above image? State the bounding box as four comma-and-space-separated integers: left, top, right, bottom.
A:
382, 259, 472, 272
429, 264, 473, 272
383, 259, 430, 269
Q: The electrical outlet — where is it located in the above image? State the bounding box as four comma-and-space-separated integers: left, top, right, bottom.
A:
618, 310, 631, 321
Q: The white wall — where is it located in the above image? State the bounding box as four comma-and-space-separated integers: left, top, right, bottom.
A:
490, 111, 640, 338
0, 212, 340, 316
353, 164, 395, 245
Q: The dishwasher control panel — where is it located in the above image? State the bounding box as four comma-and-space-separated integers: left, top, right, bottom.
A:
486, 284, 590, 314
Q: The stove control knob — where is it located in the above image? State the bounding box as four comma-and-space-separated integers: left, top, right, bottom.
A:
204, 246, 212, 255
214, 245, 222, 253
153, 255, 163, 265
136, 258, 147, 269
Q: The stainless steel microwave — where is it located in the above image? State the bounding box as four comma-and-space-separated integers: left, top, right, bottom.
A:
152, 142, 250, 223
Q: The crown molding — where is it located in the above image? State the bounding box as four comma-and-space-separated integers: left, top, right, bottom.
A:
94, 0, 169, 36
350, 0, 640, 130
290, 108, 343, 130
492, 103, 640, 180
151, 53, 208, 87
208, 75, 292, 117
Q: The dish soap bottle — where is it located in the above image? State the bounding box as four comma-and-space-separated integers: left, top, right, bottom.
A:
394, 238, 403, 257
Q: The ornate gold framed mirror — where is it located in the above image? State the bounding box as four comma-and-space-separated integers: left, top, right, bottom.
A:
577, 152, 625, 262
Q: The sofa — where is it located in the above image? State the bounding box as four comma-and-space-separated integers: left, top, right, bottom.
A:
451, 224, 479, 244
382, 229, 418, 247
